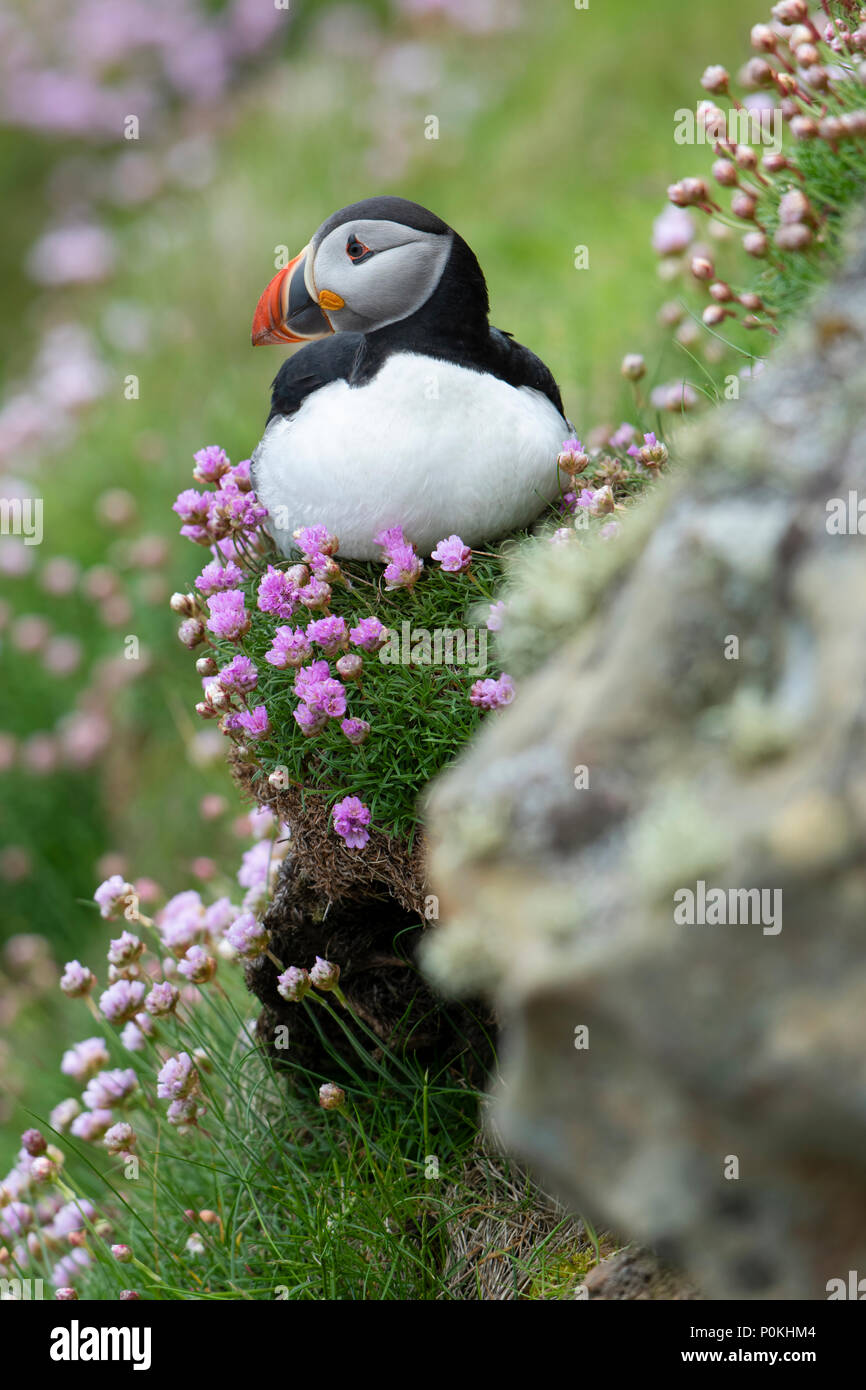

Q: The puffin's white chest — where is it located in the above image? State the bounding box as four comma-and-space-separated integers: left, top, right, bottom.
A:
251, 351, 566, 559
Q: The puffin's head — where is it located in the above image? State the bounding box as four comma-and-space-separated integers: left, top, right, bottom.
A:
251, 196, 485, 345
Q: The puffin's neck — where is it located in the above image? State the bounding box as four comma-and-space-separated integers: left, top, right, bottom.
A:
360, 233, 491, 367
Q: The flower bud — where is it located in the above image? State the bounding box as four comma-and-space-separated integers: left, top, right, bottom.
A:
21, 1128, 46, 1157
681, 176, 709, 204
104, 1122, 136, 1155
30, 1156, 57, 1183
658, 301, 684, 328
701, 65, 729, 94
731, 189, 758, 221
793, 42, 819, 65
762, 152, 789, 174
804, 64, 829, 90
819, 116, 844, 143
335, 654, 363, 683
195, 655, 218, 677
119, 1290, 141, 1300
709, 281, 733, 302
751, 23, 777, 51
111, 1244, 133, 1263
741, 57, 774, 87
284, 564, 309, 589
318, 1083, 346, 1111
55, 1288, 79, 1300
309, 956, 341, 992
775, 223, 813, 250
702, 304, 730, 326
778, 189, 814, 225
675, 320, 701, 348
771, 0, 807, 23
169, 593, 197, 617
734, 145, 758, 172
743, 230, 768, 257
712, 159, 738, 187
789, 114, 819, 140
620, 353, 646, 381
739, 292, 764, 311
177, 618, 205, 649
691, 256, 715, 280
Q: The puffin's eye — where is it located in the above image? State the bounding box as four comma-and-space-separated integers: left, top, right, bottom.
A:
346, 235, 372, 263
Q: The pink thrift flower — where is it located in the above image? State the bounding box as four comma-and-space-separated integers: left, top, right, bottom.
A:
276, 966, 311, 1002
383, 543, 423, 591
69, 1112, 112, 1142
195, 558, 244, 596
82, 1068, 138, 1110
235, 705, 270, 740
99, 979, 147, 1025
332, 796, 371, 850
486, 601, 506, 633
225, 912, 269, 959
157, 1052, 198, 1101
144, 982, 179, 1017
217, 655, 258, 693
104, 1122, 135, 1156
652, 205, 695, 256
60, 1038, 109, 1083
293, 525, 339, 558
106, 932, 142, 968
306, 615, 348, 656
303, 679, 347, 719
293, 703, 328, 737
94, 875, 136, 920
121, 1016, 154, 1052
349, 617, 388, 652
609, 422, 637, 450
206, 590, 249, 640
265, 626, 312, 669
257, 565, 298, 621
226, 459, 252, 490
373, 525, 406, 555
431, 534, 471, 574
173, 488, 214, 544
177, 945, 216, 984
469, 673, 515, 712
293, 660, 331, 699
297, 578, 332, 610
192, 446, 230, 485
340, 717, 370, 745
60, 961, 96, 998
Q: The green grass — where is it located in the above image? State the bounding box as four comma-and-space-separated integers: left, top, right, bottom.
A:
9, 921, 591, 1300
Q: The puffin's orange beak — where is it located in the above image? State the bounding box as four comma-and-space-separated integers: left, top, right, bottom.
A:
251, 246, 333, 346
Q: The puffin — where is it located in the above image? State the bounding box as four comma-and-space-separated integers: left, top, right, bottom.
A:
249, 196, 569, 560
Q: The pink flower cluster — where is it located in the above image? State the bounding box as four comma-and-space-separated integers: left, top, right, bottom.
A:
374, 526, 424, 590
173, 451, 266, 548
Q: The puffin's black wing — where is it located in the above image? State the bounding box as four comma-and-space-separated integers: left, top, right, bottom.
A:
267, 334, 365, 423
487, 326, 566, 418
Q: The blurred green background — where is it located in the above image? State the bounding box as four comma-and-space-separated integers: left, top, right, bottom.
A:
0, 0, 760, 1162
